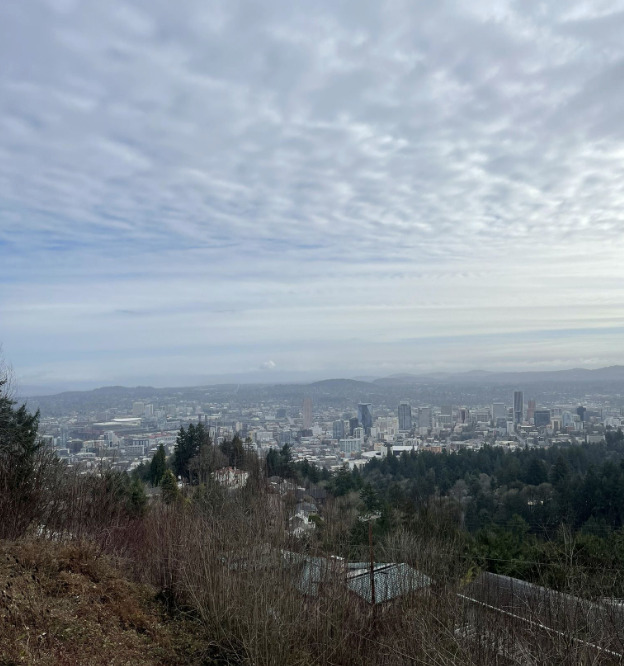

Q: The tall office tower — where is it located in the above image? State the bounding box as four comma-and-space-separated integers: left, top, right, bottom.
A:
527, 399, 536, 422
333, 420, 345, 440
438, 405, 453, 426
513, 391, 524, 424
302, 397, 313, 429
358, 403, 373, 435
418, 407, 432, 428
458, 407, 470, 424
132, 401, 145, 417
534, 409, 551, 428
492, 403, 507, 421
576, 406, 587, 422
349, 417, 359, 436
398, 402, 412, 431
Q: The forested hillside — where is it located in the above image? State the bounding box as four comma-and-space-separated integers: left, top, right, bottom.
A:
303, 433, 624, 595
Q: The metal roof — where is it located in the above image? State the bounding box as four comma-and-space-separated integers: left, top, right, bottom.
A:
347, 563, 433, 605
282, 551, 433, 605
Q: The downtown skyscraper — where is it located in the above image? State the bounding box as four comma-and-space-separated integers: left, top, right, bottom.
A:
398, 402, 412, 431
513, 391, 524, 424
358, 403, 373, 435
302, 397, 313, 429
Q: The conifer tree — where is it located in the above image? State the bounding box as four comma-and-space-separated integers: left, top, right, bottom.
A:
160, 469, 179, 505
172, 423, 210, 481
0, 373, 50, 538
219, 434, 245, 468
127, 477, 148, 516
149, 444, 167, 486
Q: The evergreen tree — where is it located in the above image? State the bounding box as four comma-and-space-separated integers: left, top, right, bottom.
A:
149, 444, 167, 486
160, 470, 180, 505
0, 375, 51, 538
266, 448, 280, 477
172, 423, 210, 482
0, 378, 42, 484
360, 482, 381, 514
279, 443, 294, 478
550, 454, 571, 486
331, 466, 355, 496
525, 457, 548, 486
264, 443, 296, 479
127, 477, 148, 516
132, 460, 151, 483
172, 426, 188, 479
220, 434, 245, 469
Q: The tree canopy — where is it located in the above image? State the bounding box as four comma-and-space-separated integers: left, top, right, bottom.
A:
172, 423, 211, 481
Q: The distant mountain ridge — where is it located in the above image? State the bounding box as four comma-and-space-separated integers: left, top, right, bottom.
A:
20, 366, 624, 403
373, 365, 624, 386
307, 378, 375, 391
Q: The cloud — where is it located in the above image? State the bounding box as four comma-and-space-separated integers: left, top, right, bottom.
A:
2, 0, 624, 388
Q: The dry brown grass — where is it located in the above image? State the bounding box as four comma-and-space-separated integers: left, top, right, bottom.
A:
0, 539, 216, 665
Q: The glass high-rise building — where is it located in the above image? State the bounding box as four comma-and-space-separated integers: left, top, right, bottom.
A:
513, 391, 524, 424
333, 420, 345, 440
398, 402, 412, 431
358, 403, 373, 435
534, 409, 551, 428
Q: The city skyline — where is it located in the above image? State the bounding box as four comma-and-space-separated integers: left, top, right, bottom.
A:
3, 1, 624, 392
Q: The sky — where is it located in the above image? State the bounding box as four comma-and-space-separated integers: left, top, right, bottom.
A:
2, 0, 624, 394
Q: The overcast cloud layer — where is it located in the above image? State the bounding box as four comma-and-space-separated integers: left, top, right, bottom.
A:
2, 0, 624, 392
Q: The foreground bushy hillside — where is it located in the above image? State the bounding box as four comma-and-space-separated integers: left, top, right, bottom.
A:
0, 540, 215, 665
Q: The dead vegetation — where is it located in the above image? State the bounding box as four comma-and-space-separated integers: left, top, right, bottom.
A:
1, 485, 622, 665
0, 539, 215, 665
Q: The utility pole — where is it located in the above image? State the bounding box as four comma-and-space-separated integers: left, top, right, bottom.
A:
359, 512, 380, 610
369, 518, 375, 607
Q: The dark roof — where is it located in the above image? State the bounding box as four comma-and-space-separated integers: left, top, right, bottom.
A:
283, 551, 433, 606
283, 552, 342, 597
347, 563, 433, 605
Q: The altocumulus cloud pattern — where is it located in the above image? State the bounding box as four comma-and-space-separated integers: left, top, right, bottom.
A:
2, 0, 624, 391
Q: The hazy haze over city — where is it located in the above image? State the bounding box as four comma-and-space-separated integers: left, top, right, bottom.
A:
3, 0, 624, 393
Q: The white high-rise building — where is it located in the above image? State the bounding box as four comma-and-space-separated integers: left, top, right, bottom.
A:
339, 438, 362, 455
